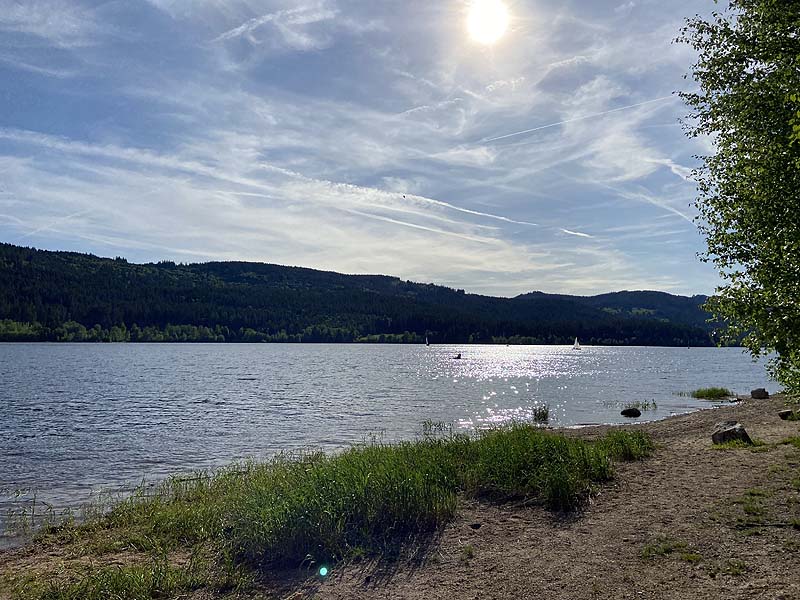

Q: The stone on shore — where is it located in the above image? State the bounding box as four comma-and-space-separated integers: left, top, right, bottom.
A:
621, 408, 642, 418
712, 421, 753, 445
751, 388, 769, 400
778, 410, 794, 421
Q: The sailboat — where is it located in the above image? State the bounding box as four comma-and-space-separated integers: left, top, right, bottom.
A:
425, 336, 430, 346
572, 337, 581, 351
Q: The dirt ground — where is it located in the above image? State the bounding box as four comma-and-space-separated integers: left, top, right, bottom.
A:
2, 396, 800, 599
304, 396, 800, 600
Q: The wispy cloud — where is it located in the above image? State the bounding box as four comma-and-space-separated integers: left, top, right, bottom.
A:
211, 4, 335, 45
0, 0, 717, 295
480, 95, 677, 143
0, 0, 100, 48
561, 228, 593, 238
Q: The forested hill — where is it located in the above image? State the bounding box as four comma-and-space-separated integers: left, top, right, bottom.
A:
0, 243, 715, 345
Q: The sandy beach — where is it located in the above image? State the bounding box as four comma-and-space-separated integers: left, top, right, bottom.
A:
307, 396, 800, 600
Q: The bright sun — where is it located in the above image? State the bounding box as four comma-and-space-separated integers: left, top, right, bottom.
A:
467, 0, 510, 45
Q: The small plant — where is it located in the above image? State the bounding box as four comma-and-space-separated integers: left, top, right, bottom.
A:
691, 387, 733, 400
705, 559, 748, 578
531, 405, 549, 423
421, 420, 452, 437
729, 489, 770, 528
641, 536, 688, 559
722, 559, 747, 576
596, 430, 655, 461
712, 439, 766, 450
781, 437, 800, 450
459, 544, 475, 563
680, 552, 703, 563
623, 399, 657, 411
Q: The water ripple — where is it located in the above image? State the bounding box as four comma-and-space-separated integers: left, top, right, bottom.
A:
0, 343, 772, 544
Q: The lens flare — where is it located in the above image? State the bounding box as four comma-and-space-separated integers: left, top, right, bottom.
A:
319, 566, 329, 577
467, 0, 510, 45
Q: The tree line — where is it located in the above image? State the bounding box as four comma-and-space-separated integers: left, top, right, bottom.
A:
0, 243, 715, 346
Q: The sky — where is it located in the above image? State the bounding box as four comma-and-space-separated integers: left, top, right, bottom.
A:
0, 0, 719, 297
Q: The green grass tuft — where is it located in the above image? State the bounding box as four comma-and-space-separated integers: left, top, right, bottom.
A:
596, 430, 655, 461
691, 387, 733, 400
781, 437, 800, 450
641, 536, 687, 559
712, 439, 765, 450
680, 552, 703, 563
623, 400, 657, 411
15, 556, 206, 600
531, 405, 550, 423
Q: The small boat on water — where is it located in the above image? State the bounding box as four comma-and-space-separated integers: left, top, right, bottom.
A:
572, 337, 581, 351
453, 352, 462, 360
425, 336, 430, 346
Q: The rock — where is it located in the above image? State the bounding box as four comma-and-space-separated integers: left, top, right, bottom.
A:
621, 408, 642, 418
778, 410, 794, 421
751, 388, 769, 400
712, 421, 753, 445
469, 522, 482, 530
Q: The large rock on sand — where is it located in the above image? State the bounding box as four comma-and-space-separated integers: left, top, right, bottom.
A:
712, 421, 753, 445
778, 410, 795, 421
751, 388, 769, 400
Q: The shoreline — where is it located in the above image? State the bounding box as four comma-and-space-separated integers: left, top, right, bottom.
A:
2, 395, 799, 599
0, 395, 749, 551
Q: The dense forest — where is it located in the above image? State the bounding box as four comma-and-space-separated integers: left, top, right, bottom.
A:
0, 243, 717, 345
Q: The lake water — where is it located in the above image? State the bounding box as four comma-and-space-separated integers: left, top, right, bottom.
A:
0, 343, 774, 546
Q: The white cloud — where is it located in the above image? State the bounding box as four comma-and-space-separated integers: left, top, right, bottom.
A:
0, 0, 717, 295
561, 228, 593, 238
0, 0, 100, 48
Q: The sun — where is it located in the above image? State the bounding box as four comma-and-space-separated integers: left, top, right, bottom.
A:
467, 0, 510, 45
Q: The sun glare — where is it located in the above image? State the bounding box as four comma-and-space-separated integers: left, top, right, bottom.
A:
467, 0, 510, 45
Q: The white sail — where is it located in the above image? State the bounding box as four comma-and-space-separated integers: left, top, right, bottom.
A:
573, 337, 581, 350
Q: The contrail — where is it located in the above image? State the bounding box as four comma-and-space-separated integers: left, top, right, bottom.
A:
480, 95, 678, 143
21, 210, 88, 239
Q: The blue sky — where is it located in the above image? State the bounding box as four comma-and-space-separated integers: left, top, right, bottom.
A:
0, 0, 717, 296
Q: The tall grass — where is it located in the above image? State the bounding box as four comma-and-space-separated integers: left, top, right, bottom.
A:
17, 556, 205, 600
691, 387, 733, 400
15, 426, 654, 599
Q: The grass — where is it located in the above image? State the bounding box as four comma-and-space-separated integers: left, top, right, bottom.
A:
781, 436, 800, 450
641, 536, 702, 564
712, 439, 766, 450
729, 489, 770, 529
531, 405, 550, 424
680, 552, 703, 563
691, 387, 733, 400
595, 430, 655, 461
9, 425, 654, 599
707, 559, 747, 577
623, 400, 657, 411
640, 536, 688, 559
13, 556, 207, 600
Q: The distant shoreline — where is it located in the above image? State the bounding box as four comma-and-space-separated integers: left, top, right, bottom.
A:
0, 338, 726, 347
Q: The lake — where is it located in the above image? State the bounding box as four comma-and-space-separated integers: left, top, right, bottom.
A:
0, 343, 773, 546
